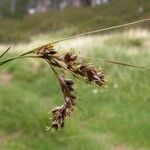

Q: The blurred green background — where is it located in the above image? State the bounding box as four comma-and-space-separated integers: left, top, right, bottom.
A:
0, 0, 150, 43
0, 0, 150, 150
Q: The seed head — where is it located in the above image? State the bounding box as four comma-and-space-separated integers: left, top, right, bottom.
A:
37, 46, 107, 130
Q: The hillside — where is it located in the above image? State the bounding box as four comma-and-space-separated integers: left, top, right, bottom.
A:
0, 0, 150, 43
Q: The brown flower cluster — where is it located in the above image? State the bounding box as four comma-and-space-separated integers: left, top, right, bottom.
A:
51, 76, 76, 130
62, 52, 106, 86
37, 44, 107, 130
37, 44, 61, 67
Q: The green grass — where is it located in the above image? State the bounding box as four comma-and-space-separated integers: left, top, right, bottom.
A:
0, 30, 150, 150
0, 0, 150, 43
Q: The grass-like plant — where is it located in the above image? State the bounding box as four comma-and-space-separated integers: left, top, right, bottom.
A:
0, 44, 107, 131
0, 18, 149, 131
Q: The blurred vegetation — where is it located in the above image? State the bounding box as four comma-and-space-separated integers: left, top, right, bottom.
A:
0, 0, 28, 17
0, 0, 150, 43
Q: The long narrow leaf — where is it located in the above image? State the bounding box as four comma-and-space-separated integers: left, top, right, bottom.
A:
0, 55, 21, 67
105, 60, 145, 69
79, 56, 145, 69
0, 47, 11, 59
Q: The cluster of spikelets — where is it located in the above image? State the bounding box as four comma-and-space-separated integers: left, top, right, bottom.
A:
0, 44, 106, 131
0, 43, 142, 131
0, 19, 147, 131
0, 44, 145, 133
36, 44, 107, 130
0, 44, 107, 131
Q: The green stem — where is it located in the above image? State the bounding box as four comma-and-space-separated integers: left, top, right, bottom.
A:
0, 54, 40, 67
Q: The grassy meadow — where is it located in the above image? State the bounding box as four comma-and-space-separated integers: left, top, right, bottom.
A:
0, 29, 150, 150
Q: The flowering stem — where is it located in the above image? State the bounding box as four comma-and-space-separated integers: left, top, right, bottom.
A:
0, 55, 40, 67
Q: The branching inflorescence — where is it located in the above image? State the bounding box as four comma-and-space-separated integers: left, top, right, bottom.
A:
0, 43, 144, 131
36, 44, 107, 130
0, 43, 107, 131
0, 19, 148, 131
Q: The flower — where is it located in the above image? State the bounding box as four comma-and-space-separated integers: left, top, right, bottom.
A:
62, 52, 106, 86
37, 46, 107, 130
51, 76, 76, 130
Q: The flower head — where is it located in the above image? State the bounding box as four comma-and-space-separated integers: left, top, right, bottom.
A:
37, 46, 107, 130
